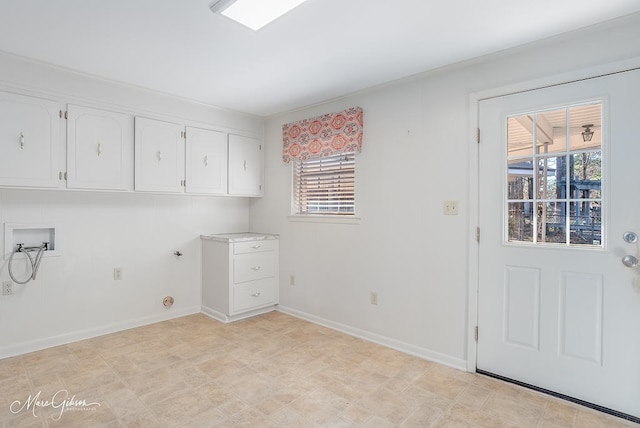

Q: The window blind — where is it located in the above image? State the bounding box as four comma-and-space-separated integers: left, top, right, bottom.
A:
293, 153, 355, 215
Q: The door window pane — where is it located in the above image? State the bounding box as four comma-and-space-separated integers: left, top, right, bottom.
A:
508, 158, 534, 200
570, 201, 602, 245
536, 109, 567, 154
536, 156, 561, 199
508, 202, 534, 242
506, 103, 603, 247
536, 201, 566, 244
507, 116, 534, 158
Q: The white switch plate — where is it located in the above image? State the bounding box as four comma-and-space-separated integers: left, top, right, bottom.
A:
370, 291, 378, 305
443, 200, 459, 215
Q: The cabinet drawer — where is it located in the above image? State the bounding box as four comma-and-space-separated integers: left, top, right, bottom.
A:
234, 239, 278, 254
233, 251, 276, 283
233, 278, 276, 313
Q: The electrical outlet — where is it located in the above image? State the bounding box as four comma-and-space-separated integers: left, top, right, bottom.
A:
2, 281, 14, 295
443, 200, 459, 215
290, 275, 296, 286
370, 291, 378, 305
114, 268, 123, 280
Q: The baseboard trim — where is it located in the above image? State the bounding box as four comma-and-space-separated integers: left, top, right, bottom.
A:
477, 369, 640, 424
0, 305, 201, 359
201, 305, 276, 323
276, 305, 467, 371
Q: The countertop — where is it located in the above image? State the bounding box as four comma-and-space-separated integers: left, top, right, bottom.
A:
200, 232, 279, 242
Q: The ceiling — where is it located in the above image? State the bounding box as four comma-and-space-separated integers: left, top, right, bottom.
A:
0, 1, 639, 117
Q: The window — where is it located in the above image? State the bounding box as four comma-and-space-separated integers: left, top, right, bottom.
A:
292, 152, 355, 215
506, 102, 602, 246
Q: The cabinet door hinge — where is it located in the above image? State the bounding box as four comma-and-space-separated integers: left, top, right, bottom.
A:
476, 227, 480, 243
259, 144, 262, 151
477, 128, 480, 144
474, 326, 479, 342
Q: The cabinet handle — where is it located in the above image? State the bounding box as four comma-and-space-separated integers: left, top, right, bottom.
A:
251, 245, 261, 249
204, 155, 208, 167
19, 132, 25, 149
243, 160, 247, 171
157, 150, 162, 162
251, 292, 261, 297
251, 266, 261, 271
97, 143, 102, 157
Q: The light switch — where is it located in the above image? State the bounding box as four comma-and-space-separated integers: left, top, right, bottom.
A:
443, 200, 459, 215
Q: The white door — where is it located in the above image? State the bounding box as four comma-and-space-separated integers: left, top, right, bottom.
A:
67, 104, 133, 190
134, 117, 185, 193
185, 126, 227, 195
0, 91, 61, 188
477, 69, 640, 419
228, 134, 263, 196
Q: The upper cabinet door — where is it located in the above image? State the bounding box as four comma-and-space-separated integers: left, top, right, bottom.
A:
134, 117, 185, 193
0, 91, 61, 188
185, 126, 227, 195
228, 134, 263, 196
66, 104, 133, 190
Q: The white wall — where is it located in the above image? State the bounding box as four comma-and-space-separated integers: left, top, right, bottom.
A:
251, 13, 640, 369
0, 53, 262, 358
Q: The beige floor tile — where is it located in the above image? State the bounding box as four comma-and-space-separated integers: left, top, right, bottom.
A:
0, 312, 637, 428
482, 392, 545, 427
400, 404, 444, 427
540, 400, 578, 427
288, 387, 350, 424
453, 384, 492, 410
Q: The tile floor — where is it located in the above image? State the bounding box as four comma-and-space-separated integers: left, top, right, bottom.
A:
0, 312, 637, 427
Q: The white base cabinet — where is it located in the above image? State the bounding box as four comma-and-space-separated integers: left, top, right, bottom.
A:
201, 233, 278, 322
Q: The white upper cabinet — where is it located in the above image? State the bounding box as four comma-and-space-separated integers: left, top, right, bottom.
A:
66, 104, 133, 190
185, 126, 227, 195
134, 116, 185, 193
228, 134, 263, 196
0, 91, 62, 188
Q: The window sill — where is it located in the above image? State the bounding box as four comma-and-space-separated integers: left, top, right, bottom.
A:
287, 215, 361, 225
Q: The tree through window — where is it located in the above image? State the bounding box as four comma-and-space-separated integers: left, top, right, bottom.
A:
506, 103, 602, 246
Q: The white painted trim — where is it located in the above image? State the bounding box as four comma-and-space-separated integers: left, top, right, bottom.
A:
466, 94, 480, 373
287, 215, 361, 225
466, 55, 640, 373
0, 306, 201, 359
277, 305, 467, 371
474, 57, 640, 102
201, 304, 277, 323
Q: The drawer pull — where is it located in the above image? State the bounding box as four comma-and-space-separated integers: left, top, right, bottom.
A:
251, 292, 261, 298
251, 245, 261, 249
251, 266, 261, 271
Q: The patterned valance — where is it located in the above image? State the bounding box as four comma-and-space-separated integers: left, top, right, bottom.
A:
282, 107, 363, 163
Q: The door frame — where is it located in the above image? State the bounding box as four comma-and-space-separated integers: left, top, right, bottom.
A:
466, 56, 640, 372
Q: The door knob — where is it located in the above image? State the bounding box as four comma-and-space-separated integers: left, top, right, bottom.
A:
623, 231, 638, 244
622, 255, 638, 268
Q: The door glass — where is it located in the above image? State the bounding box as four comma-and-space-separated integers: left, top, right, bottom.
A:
506, 103, 602, 246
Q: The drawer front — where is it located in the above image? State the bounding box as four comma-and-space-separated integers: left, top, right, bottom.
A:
233, 278, 276, 313
234, 239, 278, 254
233, 251, 276, 283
